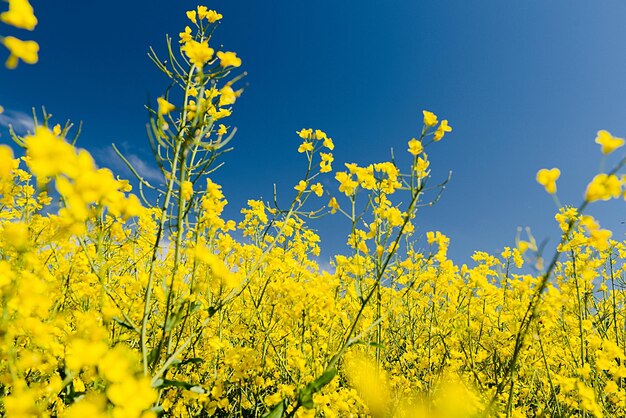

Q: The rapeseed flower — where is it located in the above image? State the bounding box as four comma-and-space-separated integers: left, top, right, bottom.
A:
595, 130, 624, 155
217, 51, 242, 68
2, 36, 38, 68
206, 9, 223, 23
157, 97, 175, 115
407, 138, 423, 155
310, 182, 323, 197
422, 110, 438, 127
434, 119, 452, 141
585, 173, 621, 202
1, 0, 37, 30
536, 168, 560, 194
182, 39, 214, 68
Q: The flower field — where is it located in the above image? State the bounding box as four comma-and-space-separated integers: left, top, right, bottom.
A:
3, 3, 626, 417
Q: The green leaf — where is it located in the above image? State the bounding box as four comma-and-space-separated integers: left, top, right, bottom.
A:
153, 379, 202, 391
165, 303, 186, 332
298, 368, 337, 409
262, 401, 284, 418
147, 347, 159, 366
177, 357, 204, 366
353, 340, 385, 349
112, 316, 137, 331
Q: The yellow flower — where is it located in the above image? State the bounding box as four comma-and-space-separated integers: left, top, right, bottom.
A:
536, 168, 560, 194
297, 128, 312, 139
294, 180, 307, 192
605, 381, 619, 395
320, 152, 333, 173
186, 10, 197, 24
297, 141, 313, 153
407, 138, 423, 156
66, 339, 109, 370
345, 355, 390, 417
415, 155, 430, 178
206, 10, 223, 23
181, 180, 193, 200
0, 145, 14, 181
1, 0, 37, 30
585, 173, 622, 202
422, 110, 438, 127
328, 197, 340, 214
157, 97, 175, 115
217, 51, 242, 68
315, 129, 327, 140
219, 85, 237, 106
106, 377, 157, 415
217, 124, 227, 135
2, 222, 29, 251
197, 6, 208, 19
310, 183, 323, 197
595, 130, 624, 155
63, 396, 107, 418
25, 127, 77, 178
336, 171, 358, 196
4, 387, 38, 417
517, 240, 531, 254
589, 228, 612, 251
434, 119, 452, 141
179, 26, 193, 44
182, 40, 214, 68
2, 36, 39, 69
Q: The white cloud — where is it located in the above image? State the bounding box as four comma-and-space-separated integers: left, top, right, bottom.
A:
126, 153, 163, 183
0, 109, 35, 135
94, 146, 163, 183
318, 259, 336, 274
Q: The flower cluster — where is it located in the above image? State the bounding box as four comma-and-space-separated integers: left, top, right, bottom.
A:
4, 5, 626, 418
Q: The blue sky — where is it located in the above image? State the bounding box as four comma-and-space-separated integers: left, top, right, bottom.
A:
3, 0, 626, 265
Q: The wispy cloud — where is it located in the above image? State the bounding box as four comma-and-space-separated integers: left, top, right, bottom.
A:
0, 109, 35, 135
318, 259, 336, 274
95, 146, 163, 183
126, 153, 163, 183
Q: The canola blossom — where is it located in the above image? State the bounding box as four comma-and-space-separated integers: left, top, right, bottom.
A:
595, 130, 625, 155
4, 4, 626, 418
1, 0, 37, 31
536, 167, 561, 194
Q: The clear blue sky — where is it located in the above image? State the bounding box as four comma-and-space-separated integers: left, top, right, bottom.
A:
3, 0, 626, 265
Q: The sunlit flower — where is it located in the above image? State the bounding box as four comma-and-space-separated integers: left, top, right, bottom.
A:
217, 51, 242, 68
157, 97, 175, 115
294, 180, 307, 192
422, 110, 438, 127
434, 119, 452, 141
310, 183, 323, 197
219, 85, 237, 106
536, 168, 560, 194
2, 36, 39, 69
595, 130, 624, 155
1, 0, 37, 30
206, 9, 223, 23
182, 40, 214, 68
407, 138, 423, 155
186, 10, 197, 24
585, 173, 621, 202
